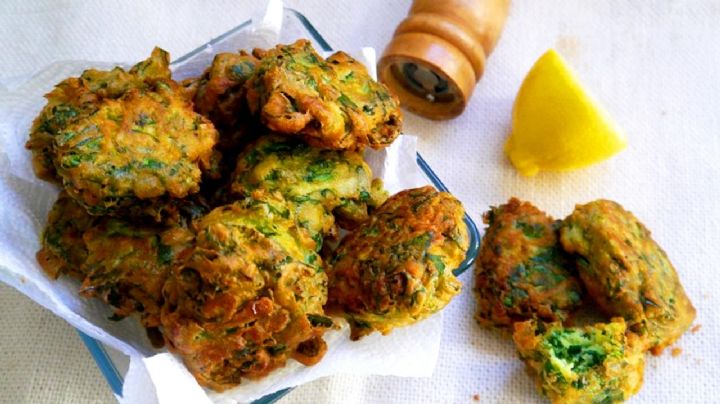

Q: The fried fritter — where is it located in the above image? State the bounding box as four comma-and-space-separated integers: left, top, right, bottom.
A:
560, 200, 696, 354
245, 40, 402, 150
35, 192, 206, 346
475, 198, 582, 328
161, 192, 331, 391
513, 318, 645, 403
27, 48, 172, 182
36, 191, 96, 280
54, 79, 218, 216
230, 134, 387, 242
80, 219, 193, 331
180, 51, 262, 192
326, 186, 468, 340
186, 51, 259, 132
26, 48, 219, 218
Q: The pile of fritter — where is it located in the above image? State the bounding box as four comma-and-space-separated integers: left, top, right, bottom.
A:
475, 198, 695, 403
30, 40, 468, 391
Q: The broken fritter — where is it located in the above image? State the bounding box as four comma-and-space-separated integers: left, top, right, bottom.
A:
245, 40, 402, 150
513, 318, 645, 403
326, 186, 468, 340
27, 48, 172, 182
161, 192, 331, 391
560, 200, 696, 354
36, 191, 96, 280
230, 134, 387, 242
475, 198, 583, 328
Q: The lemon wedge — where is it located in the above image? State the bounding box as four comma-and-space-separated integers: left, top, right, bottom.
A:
505, 49, 627, 176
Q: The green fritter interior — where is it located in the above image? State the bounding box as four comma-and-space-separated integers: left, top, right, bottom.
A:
513, 318, 645, 403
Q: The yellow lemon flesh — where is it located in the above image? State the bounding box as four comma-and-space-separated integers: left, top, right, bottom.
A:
505, 49, 627, 176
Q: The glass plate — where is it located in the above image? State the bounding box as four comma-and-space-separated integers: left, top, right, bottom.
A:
78, 7, 481, 403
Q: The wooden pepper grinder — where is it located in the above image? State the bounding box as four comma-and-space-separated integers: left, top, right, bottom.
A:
378, 0, 510, 119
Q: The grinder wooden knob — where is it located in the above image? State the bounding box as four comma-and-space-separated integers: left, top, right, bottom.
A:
378, 0, 510, 120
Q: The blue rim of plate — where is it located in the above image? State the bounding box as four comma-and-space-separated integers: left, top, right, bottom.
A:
79, 8, 481, 404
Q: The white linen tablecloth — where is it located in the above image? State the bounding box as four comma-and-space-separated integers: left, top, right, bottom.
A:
1, 1, 719, 403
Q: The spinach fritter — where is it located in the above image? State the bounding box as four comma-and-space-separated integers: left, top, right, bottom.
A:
560, 200, 696, 354
475, 198, 582, 328
230, 134, 387, 242
26, 48, 219, 218
80, 219, 192, 331
327, 186, 468, 340
161, 192, 331, 391
27, 48, 172, 182
54, 78, 217, 216
36, 191, 96, 280
185, 51, 259, 133
245, 40, 402, 150
513, 318, 645, 403
36, 191, 207, 346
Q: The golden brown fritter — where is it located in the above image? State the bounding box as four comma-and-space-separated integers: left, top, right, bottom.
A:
560, 200, 696, 355
186, 51, 259, 132
54, 79, 218, 216
27, 48, 172, 182
36, 191, 96, 280
513, 318, 645, 403
79, 219, 193, 331
475, 198, 582, 328
35, 192, 207, 346
26, 47, 219, 218
180, 52, 263, 197
245, 40, 402, 150
327, 186, 468, 340
230, 134, 387, 242
161, 192, 331, 391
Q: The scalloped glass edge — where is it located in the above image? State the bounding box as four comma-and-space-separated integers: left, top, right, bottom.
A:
78, 7, 481, 404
